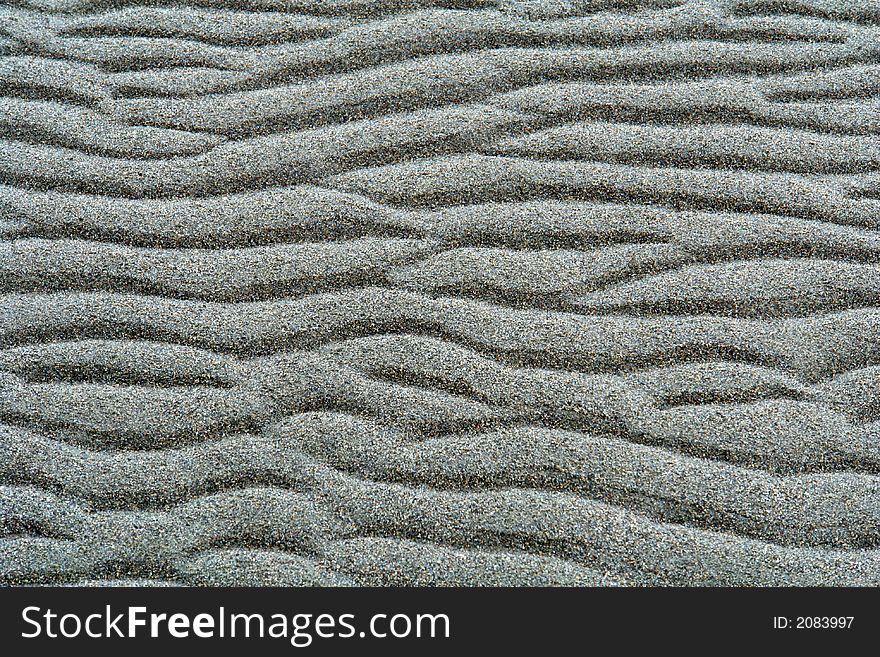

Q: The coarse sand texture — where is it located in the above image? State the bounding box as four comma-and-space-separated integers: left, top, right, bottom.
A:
2, 0, 880, 586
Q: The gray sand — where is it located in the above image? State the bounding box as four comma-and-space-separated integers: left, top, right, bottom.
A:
1, 0, 879, 586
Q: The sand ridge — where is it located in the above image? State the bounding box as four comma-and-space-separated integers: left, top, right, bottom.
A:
1, 0, 879, 586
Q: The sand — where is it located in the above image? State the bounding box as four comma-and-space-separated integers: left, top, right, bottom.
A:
1, 0, 879, 586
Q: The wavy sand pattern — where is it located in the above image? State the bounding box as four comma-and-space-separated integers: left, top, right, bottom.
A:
1, 0, 879, 586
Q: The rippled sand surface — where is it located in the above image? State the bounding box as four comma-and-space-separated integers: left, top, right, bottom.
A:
2, 0, 880, 586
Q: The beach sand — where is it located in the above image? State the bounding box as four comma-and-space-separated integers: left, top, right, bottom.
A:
1, 0, 879, 586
